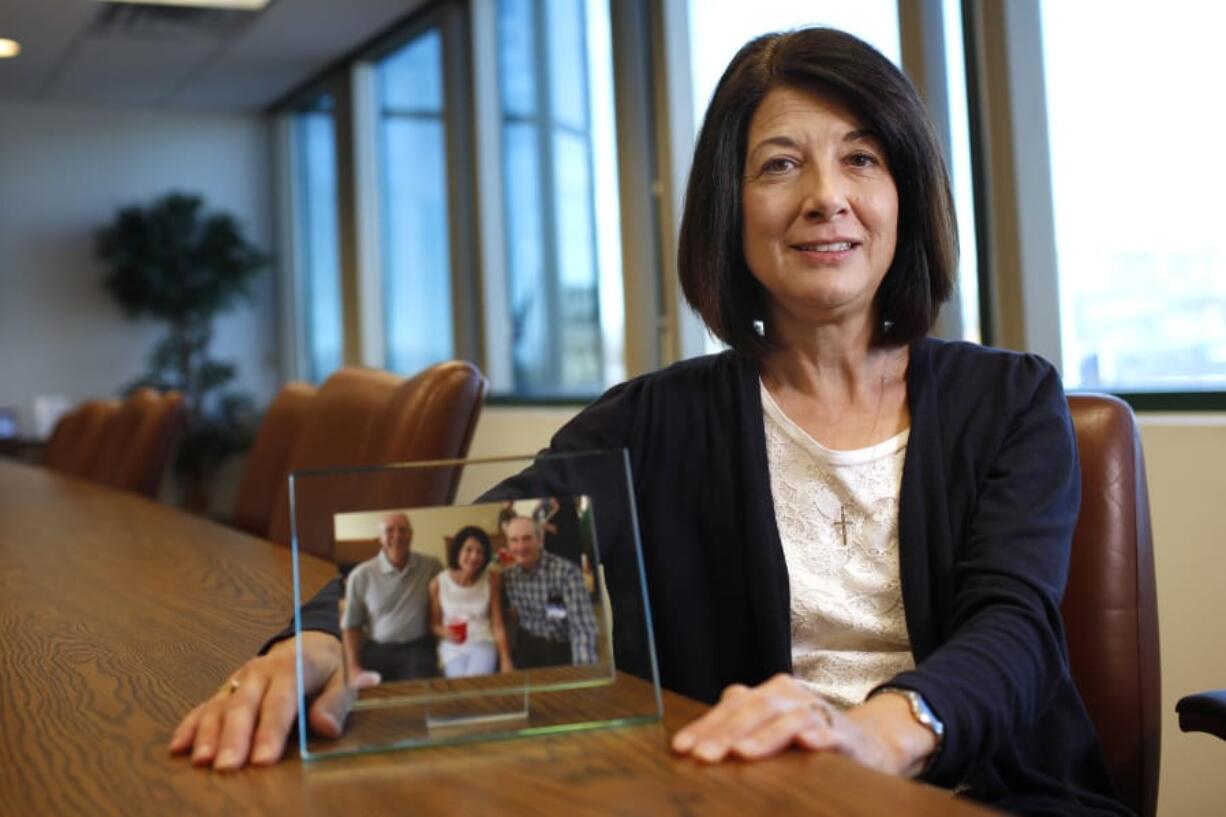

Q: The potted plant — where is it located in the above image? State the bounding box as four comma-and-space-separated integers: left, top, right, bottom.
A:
96, 191, 269, 511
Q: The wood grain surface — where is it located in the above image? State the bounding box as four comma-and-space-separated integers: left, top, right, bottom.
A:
0, 461, 998, 817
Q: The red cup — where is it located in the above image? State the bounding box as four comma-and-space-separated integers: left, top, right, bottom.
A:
448, 619, 468, 644
498, 548, 514, 566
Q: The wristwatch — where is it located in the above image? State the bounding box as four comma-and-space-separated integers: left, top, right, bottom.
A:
874, 686, 944, 772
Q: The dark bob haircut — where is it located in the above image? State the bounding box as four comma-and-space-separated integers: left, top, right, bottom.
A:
678, 27, 957, 356
447, 525, 493, 572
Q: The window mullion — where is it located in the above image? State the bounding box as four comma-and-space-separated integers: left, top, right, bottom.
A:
898, 0, 966, 342
332, 64, 384, 369
274, 112, 305, 381
441, 0, 483, 367
533, 0, 563, 386
471, 0, 513, 391
651, 0, 705, 364
963, 0, 1061, 366
351, 62, 385, 369
609, 0, 665, 377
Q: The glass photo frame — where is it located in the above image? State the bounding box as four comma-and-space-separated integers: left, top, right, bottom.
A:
289, 450, 662, 760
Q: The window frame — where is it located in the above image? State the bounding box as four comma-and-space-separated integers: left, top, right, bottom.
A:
275, 0, 653, 402
278, 0, 1223, 410
959, 0, 1226, 410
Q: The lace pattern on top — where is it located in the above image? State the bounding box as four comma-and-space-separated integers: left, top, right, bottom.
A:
761, 381, 915, 709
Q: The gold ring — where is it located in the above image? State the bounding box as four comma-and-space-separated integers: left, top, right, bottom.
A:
222, 677, 241, 695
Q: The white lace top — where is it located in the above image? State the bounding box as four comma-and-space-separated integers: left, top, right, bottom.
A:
761, 381, 915, 709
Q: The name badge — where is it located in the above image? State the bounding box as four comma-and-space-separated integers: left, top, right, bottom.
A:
546, 593, 568, 621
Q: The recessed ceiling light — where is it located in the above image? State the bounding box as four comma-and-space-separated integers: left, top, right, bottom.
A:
93, 0, 272, 9
0, 38, 21, 59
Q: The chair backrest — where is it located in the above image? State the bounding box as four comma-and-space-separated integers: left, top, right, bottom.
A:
364, 359, 488, 502
115, 390, 186, 498
91, 389, 186, 498
91, 389, 157, 486
44, 405, 86, 472
64, 400, 121, 477
1062, 394, 1161, 817
349, 360, 490, 532
265, 367, 405, 546
232, 381, 317, 538
265, 361, 488, 554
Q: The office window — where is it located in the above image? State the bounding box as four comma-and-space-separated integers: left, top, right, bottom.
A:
292, 94, 343, 383
942, 0, 980, 344
496, 0, 621, 397
378, 26, 455, 375
1043, 1, 1226, 392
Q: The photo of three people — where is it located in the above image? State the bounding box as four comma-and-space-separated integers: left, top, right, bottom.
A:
334, 497, 601, 686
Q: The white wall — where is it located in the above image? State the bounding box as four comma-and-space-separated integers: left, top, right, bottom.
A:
0, 101, 279, 435
332, 502, 506, 566
455, 404, 580, 503
1140, 416, 1226, 817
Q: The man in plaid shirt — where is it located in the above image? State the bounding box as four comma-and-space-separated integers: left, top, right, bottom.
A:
502, 515, 599, 667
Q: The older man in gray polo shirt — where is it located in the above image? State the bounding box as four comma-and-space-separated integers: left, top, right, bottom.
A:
342, 512, 442, 682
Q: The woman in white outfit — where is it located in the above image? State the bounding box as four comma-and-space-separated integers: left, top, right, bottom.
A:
429, 526, 513, 677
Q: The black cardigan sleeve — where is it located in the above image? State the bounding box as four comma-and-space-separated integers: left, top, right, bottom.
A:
886, 360, 1082, 785
260, 576, 345, 654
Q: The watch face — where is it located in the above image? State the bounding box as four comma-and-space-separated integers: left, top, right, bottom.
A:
914, 696, 943, 734
881, 687, 943, 737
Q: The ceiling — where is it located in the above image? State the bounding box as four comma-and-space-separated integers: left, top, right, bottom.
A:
0, 0, 426, 111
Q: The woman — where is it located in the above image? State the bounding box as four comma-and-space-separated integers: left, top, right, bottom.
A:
428, 526, 513, 678
171, 27, 1125, 816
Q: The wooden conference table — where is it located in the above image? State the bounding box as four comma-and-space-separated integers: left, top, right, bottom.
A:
0, 461, 997, 817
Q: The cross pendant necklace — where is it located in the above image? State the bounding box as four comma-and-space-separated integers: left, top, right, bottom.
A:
833, 505, 850, 547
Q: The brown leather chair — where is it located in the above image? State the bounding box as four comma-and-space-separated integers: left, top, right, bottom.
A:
91, 389, 156, 486
62, 400, 121, 477
366, 359, 487, 499
346, 360, 490, 534
264, 368, 406, 546
231, 381, 317, 538
43, 405, 86, 472
91, 389, 186, 498
118, 390, 186, 498
45, 399, 120, 473
1062, 394, 1161, 817
265, 361, 488, 556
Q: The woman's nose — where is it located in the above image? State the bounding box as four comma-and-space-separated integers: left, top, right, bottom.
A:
801, 164, 849, 220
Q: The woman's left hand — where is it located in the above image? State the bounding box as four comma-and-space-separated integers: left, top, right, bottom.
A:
670, 673, 933, 777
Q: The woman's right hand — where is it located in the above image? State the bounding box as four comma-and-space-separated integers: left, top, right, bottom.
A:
435, 624, 462, 643
168, 630, 377, 771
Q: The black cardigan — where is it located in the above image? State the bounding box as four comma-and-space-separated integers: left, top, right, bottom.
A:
295, 338, 1127, 816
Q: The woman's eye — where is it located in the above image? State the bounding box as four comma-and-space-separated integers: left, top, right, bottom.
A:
847, 151, 881, 168
761, 157, 797, 174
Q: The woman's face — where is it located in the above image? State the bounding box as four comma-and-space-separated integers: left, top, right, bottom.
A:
741, 86, 898, 330
457, 538, 487, 575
